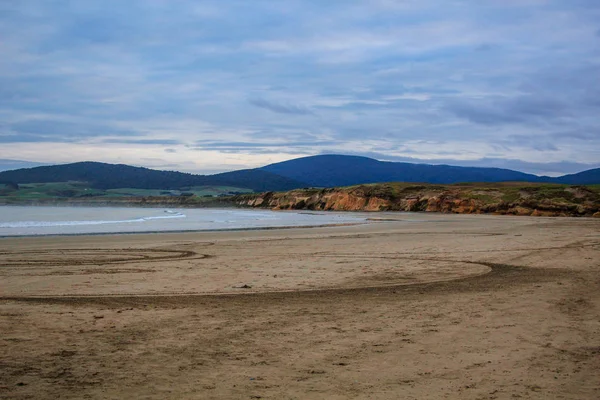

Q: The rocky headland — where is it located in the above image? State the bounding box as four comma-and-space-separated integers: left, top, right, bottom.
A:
233, 183, 600, 217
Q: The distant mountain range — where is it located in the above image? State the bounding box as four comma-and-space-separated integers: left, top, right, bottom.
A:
261, 155, 600, 186
262, 155, 536, 186
0, 155, 598, 192
550, 168, 600, 185
0, 162, 305, 192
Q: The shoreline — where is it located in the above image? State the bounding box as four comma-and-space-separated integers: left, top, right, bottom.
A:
0, 206, 370, 238
3, 202, 598, 240
3, 211, 597, 239
0, 201, 236, 208
0, 221, 369, 239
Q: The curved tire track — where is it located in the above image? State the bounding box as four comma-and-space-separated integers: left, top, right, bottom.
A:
0, 248, 207, 268
0, 258, 567, 305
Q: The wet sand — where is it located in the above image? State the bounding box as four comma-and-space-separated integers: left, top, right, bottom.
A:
1, 213, 599, 399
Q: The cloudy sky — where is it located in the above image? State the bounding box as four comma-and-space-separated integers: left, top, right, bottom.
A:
1, 0, 599, 175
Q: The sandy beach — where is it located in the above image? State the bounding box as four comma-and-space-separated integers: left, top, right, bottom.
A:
1, 213, 599, 399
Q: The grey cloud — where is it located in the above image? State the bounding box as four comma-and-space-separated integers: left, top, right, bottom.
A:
137, 158, 181, 170
1, 0, 598, 172
583, 88, 600, 108
193, 140, 338, 149
102, 139, 181, 145
474, 43, 495, 52
446, 96, 568, 126
190, 139, 337, 155
0, 134, 50, 143
550, 129, 600, 141
249, 128, 326, 142
248, 98, 314, 115
193, 141, 273, 148
500, 134, 559, 152
518, 65, 600, 111
203, 148, 314, 155
8, 119, 139, 142
0, 159, 48, 172
528, 142, 558, 152
59, 15, 135, 47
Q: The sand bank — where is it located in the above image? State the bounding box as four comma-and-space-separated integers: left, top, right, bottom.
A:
1, 213, 599, 399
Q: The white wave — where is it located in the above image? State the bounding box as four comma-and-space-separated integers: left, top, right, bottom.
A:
0, 212, 186, 229
142, 213, 186, 221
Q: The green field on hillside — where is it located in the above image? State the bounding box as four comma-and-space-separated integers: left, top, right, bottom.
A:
0, 181, 252, 202
0, 182, 102, 200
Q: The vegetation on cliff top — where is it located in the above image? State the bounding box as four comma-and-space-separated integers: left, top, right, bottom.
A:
233, 182, 600, 217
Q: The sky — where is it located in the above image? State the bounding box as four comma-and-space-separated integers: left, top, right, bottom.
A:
0, 0, 599, 176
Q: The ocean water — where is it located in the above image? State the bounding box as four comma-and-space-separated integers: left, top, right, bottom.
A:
0, 206, 366, 237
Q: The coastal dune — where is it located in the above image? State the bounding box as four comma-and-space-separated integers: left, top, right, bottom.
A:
1, 213, 599, 399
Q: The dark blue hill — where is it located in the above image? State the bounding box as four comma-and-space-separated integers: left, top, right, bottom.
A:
549, 168, 600, 185
261, 155, 545, 187
2, 156, 598, 193
0, 162, 307, 192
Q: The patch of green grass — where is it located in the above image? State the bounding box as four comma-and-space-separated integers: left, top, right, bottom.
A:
105, 188, 168, 197
0, 182, 103, 200
183, 186, 253, 196
586, 184, 600, 194
497, 187, 527, 203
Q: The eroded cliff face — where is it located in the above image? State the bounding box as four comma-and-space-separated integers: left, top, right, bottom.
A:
233, 184, 600, 217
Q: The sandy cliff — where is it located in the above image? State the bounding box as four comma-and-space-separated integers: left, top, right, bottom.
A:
233, 183, 600, 217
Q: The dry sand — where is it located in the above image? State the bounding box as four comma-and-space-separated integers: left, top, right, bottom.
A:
1, 213, 599, 399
